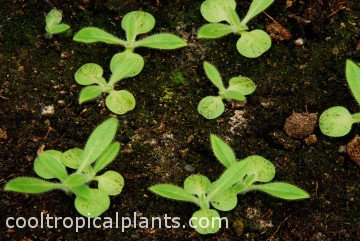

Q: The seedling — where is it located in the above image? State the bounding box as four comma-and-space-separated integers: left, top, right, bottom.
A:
45, 9, 70, 39
198, 0, 274, 58
149, 134, 309, 234
198, 62, 256, 119
73, 11, 187, 74
319, 60, 360, 137
75, 53, 142, 115
4, 118, 124, 217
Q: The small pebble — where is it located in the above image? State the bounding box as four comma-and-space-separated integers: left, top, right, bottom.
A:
184, 164, 195, 172
295, 38, 304, 46
41, 105, 55, 115
284, 113, 317, 139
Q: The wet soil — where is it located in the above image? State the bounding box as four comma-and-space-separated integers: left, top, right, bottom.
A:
0, 0, 360, 240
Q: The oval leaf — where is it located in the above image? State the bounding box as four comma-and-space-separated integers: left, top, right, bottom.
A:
191, 209, 221, 234
73, 27, 125, 45
319, 106, 353, 137
228, 76, 256, 95
198, 23, 234, 39
346, 60, 360, 106
34, 150, 67, 181
74, 188, 110, 217
79, 86, 103, 103
198, 96, 225, 119
210, 188, 237, 211
149, 184, 197, 203
200, 0, 236, 23
75, 63, 105, 86
93, 142, 121, 173
135, 33, 187, 49
51, 23, 70, 34
121, 11, 155, 41
106, 90, 136, 115
184, 175, 211, 197
64, 173, 88, 189
96, 171, 124, 196
204, 62, 224, 91
110, 52, 144, 82
250, 182, 310, 200
241, 0, 275, 25
62, 148, 83, 169
45, 9, 62, 32
210, 134, 236, 168
5, 177, 59, 194
222, 90, 246, 101
241, 155, 275, 183
236, 30, 271, 58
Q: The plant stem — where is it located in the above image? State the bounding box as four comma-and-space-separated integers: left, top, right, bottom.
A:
352, 113, 360, 123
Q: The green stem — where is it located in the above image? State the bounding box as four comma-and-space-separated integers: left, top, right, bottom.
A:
352, 113, 360, 123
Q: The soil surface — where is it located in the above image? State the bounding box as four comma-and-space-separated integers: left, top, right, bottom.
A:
1, 0, 360, 240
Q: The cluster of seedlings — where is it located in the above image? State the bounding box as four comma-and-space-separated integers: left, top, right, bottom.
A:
4, 0, 359, 235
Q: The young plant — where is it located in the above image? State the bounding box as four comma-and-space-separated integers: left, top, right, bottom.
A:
149, 134, 309, 234
73, 11, 187, 74
45, 9, 70, 39
198, 0, 274, 58
75, 53, 142, 115
198, 61, 256, 119
319, 60, 360, 137
4, 118, 124, 217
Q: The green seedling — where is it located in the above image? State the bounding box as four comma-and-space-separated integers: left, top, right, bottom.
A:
198, 61, 256, 119
4, 118, 124, 217
73, 11, 187, 74
75, 53, 142, 115
45, 9, 70, 39
319, 60, 360, 137
198, 0, 274, 58
149, 134, 309, 234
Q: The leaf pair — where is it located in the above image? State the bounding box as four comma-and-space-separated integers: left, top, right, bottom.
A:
45, 9, 70, 38
198, 62, 256, 119
198, 0, 273, 58
76, 52, 143, 115
5, 118, 124, 217
73, 11, 187, 55
319, 60, 360, 137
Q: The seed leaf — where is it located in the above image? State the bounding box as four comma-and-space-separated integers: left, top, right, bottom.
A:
74, 188, 110, 217
75, 63, 106, 86
228, 76, 256, 95
79, 86, 103, 103
73, 27, 125, 45
149, 184, 198, 203
198, 96, 225, 119
5, 177, 59, 193
105, 90, 136, 115
191, 209, 221, 234
198, 23, 234, 39
319, 106, 353, 137
93, 142, 121, 173
34, 150, 67, 181
62, 148, 83, 169
184, 175, 211, 197
64, 173, 88, 189
96, 171, 124, 196
200, 0, 236, 23
250, 182, 310, 200
45, 9, 64, 33
241, 155, 275, 183
135, 33, 187, 49
210, 134, 236, 168
222, 90, 246, 101
236, 30, 271, 58
121, 11, 155, 41
210, 188, 237, 211
71, 185, 91, 199
110, 52, 144, 82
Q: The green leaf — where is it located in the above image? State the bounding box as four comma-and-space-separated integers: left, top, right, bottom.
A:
197, 96, 225, 119
134, 33, 187, 49
198, 23, 234, 39
319, 106, 354, 137
191, 209, 221, 234
121, 11, 155, 41
210, 134, 236, 168
222, 90, 246, 101
207, 160, 249, 200
149, 184, 198, 203
109, 53, 144, 84
34, 150, 67, 181
184, 175, 211, 197
241, 155, 275, 183
78, 118, 119, 172
228, 76, 256, 95
241, 0, 275, 25
93, 142, 120, 173
96, 171, 124, 196
200, 0, 236, 23
210, 188, 237, 211
236, 30, 271, 58
71, 185, 91, 199
75, 63, 106, 86
73, 27, 125, 45
63, 173, 88, 189
346, 60, 360, 106
5, 177, 59, 193
105, 90, 136, 115
203, 62, 225, 91
250, 182, 310, 200
79, 86, 103, 103
61, 148, 83, 169
74, 188, 110, 217
51, 23, 70, 34
45, 9, 63, 32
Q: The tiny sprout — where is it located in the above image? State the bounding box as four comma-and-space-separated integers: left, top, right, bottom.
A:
73, 11, 187, 74
198, 0, 274, 58
149, 134, 309, 234
4, 118, 124, 217
319, 60, 360, 137
198, 61, 256, 119
45, 9, 70, 39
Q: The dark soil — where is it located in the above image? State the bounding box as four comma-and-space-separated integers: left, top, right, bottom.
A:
0, 0, 360, 240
